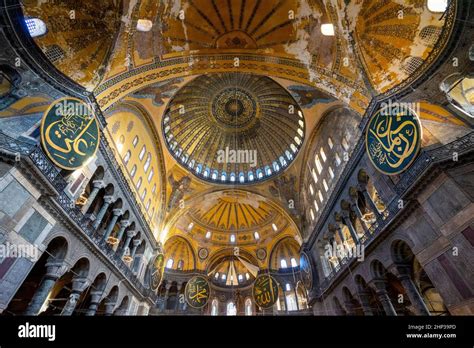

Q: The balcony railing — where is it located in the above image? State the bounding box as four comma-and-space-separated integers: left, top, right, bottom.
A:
0, 132, 156, 301
314, 131, 474, 296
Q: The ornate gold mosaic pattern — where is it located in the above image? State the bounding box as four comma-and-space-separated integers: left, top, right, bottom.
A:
162, 73, 305, 184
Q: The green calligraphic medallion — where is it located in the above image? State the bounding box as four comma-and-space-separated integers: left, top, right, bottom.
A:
366, 105, 421, 175
253, 274, 279, 309
40, 97, 100, 170
300, 252, 313, 291
185, 276, 210, 308
149, 253, 165, 292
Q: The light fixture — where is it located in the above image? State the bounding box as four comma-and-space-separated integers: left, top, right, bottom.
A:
137, 19, 153, 32
321, 23, 335, 36
427, 0, 448, 12
107, 236, 119, 245
205, 231, 211, 239
25, 18, 47, 37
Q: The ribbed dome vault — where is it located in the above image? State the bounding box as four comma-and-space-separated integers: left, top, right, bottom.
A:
163, 73, 305, 184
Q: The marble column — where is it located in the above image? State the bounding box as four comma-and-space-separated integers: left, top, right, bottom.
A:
395, 265, 431, 315
130, 239, 141, 259
92, 196, 114, 230
175, 283, 182, 312
344, 300, 355, 315
114, 220, 130, 249
61, 277, 89, 316
371, 279, 397, 316
102, 209, 122, 241
119, 230, 137, 258
82, 180, 105, 212
282, 289, 289, 313
351, 203, 370, 236
85, 290, 103, 316
24, 261, 66, 315
341, 212, 359, 243
362, 189, 383, 220
104, 300, 116, 316
163, 284, 171, 311
357, 291, 374, 316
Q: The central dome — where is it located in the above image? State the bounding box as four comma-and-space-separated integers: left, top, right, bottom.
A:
163, 73, 305, 184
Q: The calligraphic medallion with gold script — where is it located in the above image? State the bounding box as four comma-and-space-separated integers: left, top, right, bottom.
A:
253, 274, 279, 309
149, 253, 165, 292
366, 105, 421, 175
185, 276, 210, 309
40, 97, 100, 170
300, 252, 313, 291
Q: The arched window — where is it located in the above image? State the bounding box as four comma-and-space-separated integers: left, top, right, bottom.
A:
146, 200, 151, 211
329, 167, 334, 179
245, 273, 250, 280
25, 18, 47, 37
211, 299, 219, 316
205, 231, 212, 239
166, 258, 173, 269
315, 155, 323, 174
280, 259, 288, 268
141, 188, 147, 200
323, 179, 329, 192
238, 274, 243, 282
147, 168, 154, 182
130, 165, 137, 178
139, 145, 146, 161
310, 208, 315, 221
328, 137, 334, 149
123, 150, 131, 164
144, 153, 151, 172
245, 298, 253, 316
132, 136, 139, 147
335, 153, 341, 166
320, 148, 327, 162
136, 177, 142, 190
290, 258, 298, 268
152, 184, 157, 194
309, 184, 314, 196
230, 234, 236, 243
177, 260, 184, 270
285, 283, 291, 291
254, 231, 260, 240
226, 302, 237, 316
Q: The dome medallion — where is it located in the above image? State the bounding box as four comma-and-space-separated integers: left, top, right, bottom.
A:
163, 73, 305, 184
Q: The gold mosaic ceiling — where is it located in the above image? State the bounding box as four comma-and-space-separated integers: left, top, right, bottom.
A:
163, 73, 305, 184
21, 0, 454, 110
15, 0, 459, 278
165, 190, 300, 247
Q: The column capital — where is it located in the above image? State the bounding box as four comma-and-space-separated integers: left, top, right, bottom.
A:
369, 278, 388, 293
132, 239, 142, 247
112, 209, 123, 216
126, 230, 137, 238
103, 196, 114, 204
119, 220, 131, 228
92, 180, 105, 189
71, 276, 90, 293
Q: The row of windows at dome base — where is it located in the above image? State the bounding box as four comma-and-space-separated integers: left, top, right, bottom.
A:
166, 146, 297, 185
214, 272, 251, 283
